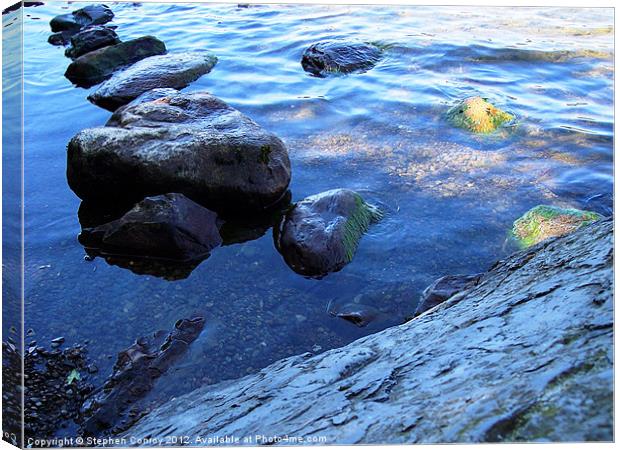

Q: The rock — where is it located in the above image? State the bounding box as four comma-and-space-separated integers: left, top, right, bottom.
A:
81, 317, 205, 436
49, 4, 114, 33
512, 205, 602, 248
413, 274, 482, 317
65, 26, 121, 59
48, 31, 74, 46
121, 218, 613, 443
67, 90, 291, 213
333, 304, 380, 327
78, 193, 222, 261
447, 96, 513, 133
87, 51, 218, 111
274, 189, 381, 277
301, 40, 383, 77
64, 36, 166, 88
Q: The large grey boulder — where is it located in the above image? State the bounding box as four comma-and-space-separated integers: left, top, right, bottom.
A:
121, 218, 613, 443
67, 90, 291, 214
49, 4, 114, 33
78, 193, 222, 261
87, 51, 218, 111
301, 40, 383, 77
274, 189, 381, 277
64, 36, 166, 87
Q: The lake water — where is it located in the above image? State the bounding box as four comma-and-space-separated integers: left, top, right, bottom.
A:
8, 1, 614, 428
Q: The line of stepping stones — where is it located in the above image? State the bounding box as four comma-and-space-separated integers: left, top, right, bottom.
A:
50, 3, 604, 285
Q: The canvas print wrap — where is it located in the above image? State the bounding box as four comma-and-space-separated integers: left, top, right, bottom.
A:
1, 1, 614, 447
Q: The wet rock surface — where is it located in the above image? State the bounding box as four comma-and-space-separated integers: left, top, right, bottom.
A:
274, 189, 381, 277
79, 192, 222, 267
64, 36, 166, 87
49, 4, 114, 33
2, 335, 96, 446
511, 204, 602, 248
81, 317, 205, 436
413, 273, 482, 317
67, 90, 291, 213
88, 51, 218, 111
122, 218, 612, 443
65, 26, 121, 59
301, 40, 383, 77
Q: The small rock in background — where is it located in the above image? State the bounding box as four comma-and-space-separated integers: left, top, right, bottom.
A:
49, 4, 114, 33
65, 26, 121, 59
301, 40, 383, 77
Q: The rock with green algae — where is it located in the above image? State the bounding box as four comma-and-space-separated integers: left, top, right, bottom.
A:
447, 96, 513, 133
512, 205, 602, 248
274, 189, 381, 277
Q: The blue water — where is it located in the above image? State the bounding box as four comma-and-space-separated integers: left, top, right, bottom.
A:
11, 2, 614, 415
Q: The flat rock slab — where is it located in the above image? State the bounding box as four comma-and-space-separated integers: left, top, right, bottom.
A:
49, 4, 114, 33
301, 40, 383, 77
65, 26, 120, 59
88, 51, 218, 111
67, 90, 291, 213
275, 189, 381, 277
79, 193, 222, 261
64, 36, 166, 87
122, 218, 613, 444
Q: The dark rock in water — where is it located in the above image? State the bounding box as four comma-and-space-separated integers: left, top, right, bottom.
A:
81, 317, 205, 436
50, 4, 114, 33
79, 193, 222, 262
64, 36, 166, 88
121, 218, 613, 444
330, 303, 380, 328
88, 51, 218, 111
48, 30, 74, 46
65, 26, 120, 59
67, 90, 291, 213
274, 189, 381, 277
301, 40, 383, 77
414, 274, 482, 317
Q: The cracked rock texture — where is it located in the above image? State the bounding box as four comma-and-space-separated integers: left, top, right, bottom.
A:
121, 217, 613, 444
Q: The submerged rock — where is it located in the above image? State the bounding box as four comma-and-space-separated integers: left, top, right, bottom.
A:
121, 218, 613, 443
87, 51, 218, 111
81, 317, 205, 436
274, 189, 381, 277
447, 96, 513, 134
65, 26, 121, 59
512, 205, 602, 248
301, 40, 383, 77
79, 193, 222, 261
49, 4, 114, 33
67, 90, 291, 213
414, 274, 482, 317
64, 36, 166, 87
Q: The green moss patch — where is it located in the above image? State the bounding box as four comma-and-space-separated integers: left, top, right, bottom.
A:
447, 96, 513, 134
512, 205, 602, 248
342, 194, 382, 262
